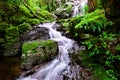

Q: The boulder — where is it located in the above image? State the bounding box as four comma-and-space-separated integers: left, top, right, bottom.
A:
21, 40, 58, 70
3, 42, 21, 57
21, 26, 50, 42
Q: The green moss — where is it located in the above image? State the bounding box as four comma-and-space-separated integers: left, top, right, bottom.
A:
18, 23, 32, 34
0, 38, 5, 44
79, 51, 117, 80
19, 5, 34, 17
6, 26, 19, 37
5, 25, 19, 44
69, 9, 112, 38
11, 15, 29, 24
0, 22, 9, 31
22, 40, 56, 54
26, 18, 40, 25
38, 10, 56, 22
116, 44, 120, 51
66, 5, 72, 13
22, 41, 40, 54
97, 0, 103, 9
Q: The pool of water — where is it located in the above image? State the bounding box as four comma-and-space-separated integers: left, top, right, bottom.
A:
0, 57, 21, 80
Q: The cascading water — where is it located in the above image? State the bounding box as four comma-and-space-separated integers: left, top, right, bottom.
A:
17, 22, 75, 80
17, 0, 91, 80
72, 0, 88, 17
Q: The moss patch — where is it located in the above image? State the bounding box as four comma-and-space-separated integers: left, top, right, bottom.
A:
22, 40, 57, 54
18, 23, 32, 34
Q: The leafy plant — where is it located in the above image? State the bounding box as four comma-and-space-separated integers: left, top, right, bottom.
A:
81, 32, 119, 79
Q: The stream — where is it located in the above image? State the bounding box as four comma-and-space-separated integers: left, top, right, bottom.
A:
0, 0, 89, 80
17, 21, 89, 80
18, 0, 88, 80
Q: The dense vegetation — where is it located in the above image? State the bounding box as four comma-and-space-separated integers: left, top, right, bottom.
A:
0, 0, 120, 80
68, 0, 120, 79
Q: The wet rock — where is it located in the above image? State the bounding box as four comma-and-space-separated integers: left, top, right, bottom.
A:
21, 26, 50, 42
54, 7, 70, 19
21, 40, 58, 70
1, 25, 21, 57
62, 64, 92, 80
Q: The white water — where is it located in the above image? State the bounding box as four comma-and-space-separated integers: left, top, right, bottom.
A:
18, 22, 75, 80
72, 0, 88, 17
17, 0, 88, 80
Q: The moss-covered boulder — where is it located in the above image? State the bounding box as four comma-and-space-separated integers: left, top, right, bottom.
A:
21, 40, 58, 70
18, 23, 32, 34
0, 24, 21, 57
68, 9, 111, 40
5, 26, 20, 44
0, 22, 9, 32
3, 42, 21, 57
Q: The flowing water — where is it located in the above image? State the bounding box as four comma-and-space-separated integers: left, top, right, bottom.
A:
17, 22, 76, 80
17, 0, 90, 80
72, 0, 88, 17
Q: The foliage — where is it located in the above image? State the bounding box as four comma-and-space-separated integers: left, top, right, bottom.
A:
75, 9, 112, 33
79, 49, 117, 80
5, 25, 20, 44
80, 31, 120, 79
18, 22, 32, 34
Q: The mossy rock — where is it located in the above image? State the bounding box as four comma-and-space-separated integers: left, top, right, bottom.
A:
0, 22, 9, 32
38, 10, 57, 22
3, 42, 21, 57
5, 26, 19, 44
18, 23, 32, 34
26, 18, 40, 25
22, 40, 58, 55
22, 40, 58, 70
0, 38, 5, 44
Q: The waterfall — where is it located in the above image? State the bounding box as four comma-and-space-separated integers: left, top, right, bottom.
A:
72, 0, 88, 17
17, 0, 89, 80
17, 22, 75, 80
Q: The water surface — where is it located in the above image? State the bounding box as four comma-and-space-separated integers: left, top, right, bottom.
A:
0, 57, 21, 80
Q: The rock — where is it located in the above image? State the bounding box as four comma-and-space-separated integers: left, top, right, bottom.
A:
5, 26, 20, 43
0, 25, 21, 57
54, 7, 70, 19
21, 26, 50, 42
62, 65, 92, 80
3, 42, 21, 57
21, 40, 58, 70
18, 23, 32, 34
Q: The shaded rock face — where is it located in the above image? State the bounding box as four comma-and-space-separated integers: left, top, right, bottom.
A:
21, 40, 58, 70
21, 26, 50, 42
3, 42, 21, 57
